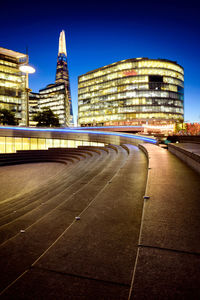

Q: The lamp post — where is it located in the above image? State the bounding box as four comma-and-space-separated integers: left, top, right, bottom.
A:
19, 65, 35, 127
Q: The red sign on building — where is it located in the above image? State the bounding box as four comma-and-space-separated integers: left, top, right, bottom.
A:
123, 69, 138, 76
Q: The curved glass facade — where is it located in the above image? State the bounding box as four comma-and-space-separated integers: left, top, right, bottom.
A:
78, 58, 184, 126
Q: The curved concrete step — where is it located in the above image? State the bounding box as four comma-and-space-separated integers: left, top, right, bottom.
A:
0, 145, 132, 292
0, 148, 100, 217
0, 147, 114, 233
0, 144, 148, 298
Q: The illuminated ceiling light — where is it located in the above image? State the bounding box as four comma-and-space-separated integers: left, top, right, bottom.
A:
19, 65, 35, 74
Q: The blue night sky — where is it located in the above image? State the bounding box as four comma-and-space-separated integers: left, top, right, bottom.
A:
1, 0, 200, 123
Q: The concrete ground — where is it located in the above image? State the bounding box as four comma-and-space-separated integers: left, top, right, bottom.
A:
0, 145, 147, 299
131, 144, 200, 299
173, 142, 200, 155
0, 144, 200, 299
0, 162, 67, 202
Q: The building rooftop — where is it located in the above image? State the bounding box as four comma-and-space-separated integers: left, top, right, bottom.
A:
0, 47, 27, 59
79, 57, 182, 78
39, 82, 65, 93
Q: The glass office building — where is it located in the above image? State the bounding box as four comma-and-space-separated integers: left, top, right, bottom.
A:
38, 83, 70, 126
0, 47, 28, 125
78, 58, 184, 127
29, 92, 39, 127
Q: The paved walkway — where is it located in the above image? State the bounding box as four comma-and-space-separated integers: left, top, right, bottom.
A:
1, 144, 200, 299
130, 144, 200, 299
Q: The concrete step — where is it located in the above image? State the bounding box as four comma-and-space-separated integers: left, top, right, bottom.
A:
0, 145, 148, 299
0, 148, 101, 217
0, 146, 130, 292
0, 147, 114, 237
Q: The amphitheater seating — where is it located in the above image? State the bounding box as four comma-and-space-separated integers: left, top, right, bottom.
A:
1, 143, 200, 299
0, 144, 147, 298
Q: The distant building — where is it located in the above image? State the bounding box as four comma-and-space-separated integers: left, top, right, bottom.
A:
0, 47, 28, 125
38, 82, 70, 126
31, 30, 73, 127
28, 92, 39, 127
78, 58, 184, 127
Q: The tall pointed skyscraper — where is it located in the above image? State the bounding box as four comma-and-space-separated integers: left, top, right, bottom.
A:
56, 30, 68, 83
55, 30, 73, 125
35, 30, 73, 127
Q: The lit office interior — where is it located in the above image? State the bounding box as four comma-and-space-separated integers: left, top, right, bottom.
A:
78, 58, 184, 127
0, 136, 104, 153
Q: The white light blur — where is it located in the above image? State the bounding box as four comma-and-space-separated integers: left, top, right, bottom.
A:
19, 65, 35, 74
142, 124, 174, 130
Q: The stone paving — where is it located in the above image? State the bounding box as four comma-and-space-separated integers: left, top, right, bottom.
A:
0, 145, 147, 299
0, 144, 200, 299
131, 144, 200, 299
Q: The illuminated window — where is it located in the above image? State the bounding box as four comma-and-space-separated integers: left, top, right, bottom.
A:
22, 138, 30, 150
30, 138, 38, 150
0, 137, 5, 153
78, 58, 184, 126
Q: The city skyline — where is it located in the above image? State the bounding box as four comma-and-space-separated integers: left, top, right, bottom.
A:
1, 0, 199, 123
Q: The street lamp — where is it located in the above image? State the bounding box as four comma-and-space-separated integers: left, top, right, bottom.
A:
19, 64, 35, 127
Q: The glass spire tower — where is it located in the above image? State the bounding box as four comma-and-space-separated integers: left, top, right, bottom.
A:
55, 30, 73, 125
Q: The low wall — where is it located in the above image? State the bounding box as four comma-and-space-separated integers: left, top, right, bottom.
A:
168, 135, 200, 143
168, 143, 200, 174
0, 126, 157, 147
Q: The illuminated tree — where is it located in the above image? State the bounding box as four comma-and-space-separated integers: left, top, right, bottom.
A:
186, 123, 200, 135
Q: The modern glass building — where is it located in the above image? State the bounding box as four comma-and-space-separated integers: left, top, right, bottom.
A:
78, 58, 184, 127
38, 83, 70, 126
0, 47, 28, 125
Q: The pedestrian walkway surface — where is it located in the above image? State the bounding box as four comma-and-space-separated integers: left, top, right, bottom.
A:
130, 144, 200, 299
0, 144, 200, 299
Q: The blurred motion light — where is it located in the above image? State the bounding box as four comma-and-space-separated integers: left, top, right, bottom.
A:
19, 65, 35, 74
